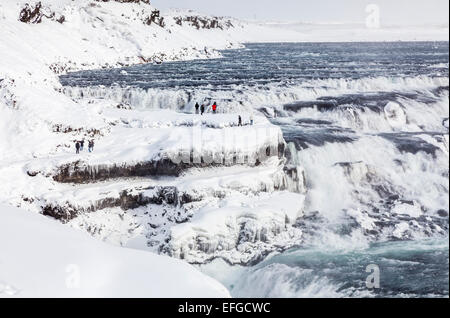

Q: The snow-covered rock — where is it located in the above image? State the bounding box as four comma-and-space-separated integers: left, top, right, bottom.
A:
385, 102, 407, 130
168, 191, 305, 265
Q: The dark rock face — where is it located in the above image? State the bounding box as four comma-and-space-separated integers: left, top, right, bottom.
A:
284, 100, 338, 112
19, 2, 65, 24
53, 143, 285, 184
281, 125, 357, 151
283, 165, 306, 193
41, 186, 198, 222
173, 16, 234, 30
379, 132, 442, 157
143, 10, 165, 27
53, 158, 186, 184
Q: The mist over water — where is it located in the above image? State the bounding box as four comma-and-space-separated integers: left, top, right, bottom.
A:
61, 42, 449, 298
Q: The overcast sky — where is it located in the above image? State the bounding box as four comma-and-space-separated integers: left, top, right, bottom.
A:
152, 0, 449, 26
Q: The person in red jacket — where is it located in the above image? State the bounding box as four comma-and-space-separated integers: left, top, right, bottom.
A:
212, 102, 217, 114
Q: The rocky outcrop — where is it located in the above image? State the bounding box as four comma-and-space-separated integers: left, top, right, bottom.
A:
52, 142, 286, 184
19, 2, 65, 24
173, 16, 234, 30
165, 192, 305, 265
53, 158, 189, 184
143, 10, 165, 28
42, 185, 197, 222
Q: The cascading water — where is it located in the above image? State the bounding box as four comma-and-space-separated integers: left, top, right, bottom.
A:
60, 42, 449, 297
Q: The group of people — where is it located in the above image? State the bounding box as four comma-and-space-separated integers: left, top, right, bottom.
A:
193, 101, 254, 126
194, 101, 218, 115
75, 139, 95, 154
238, 114, 254, 126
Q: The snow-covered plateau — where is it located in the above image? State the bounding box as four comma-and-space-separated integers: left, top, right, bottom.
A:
0, 0, 448, 298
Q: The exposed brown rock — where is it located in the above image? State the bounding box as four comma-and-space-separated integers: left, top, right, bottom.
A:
19, 2, 65, 24
41, 186, 198, 222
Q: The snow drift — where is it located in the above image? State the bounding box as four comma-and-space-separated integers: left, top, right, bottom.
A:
0, 203, 230, 298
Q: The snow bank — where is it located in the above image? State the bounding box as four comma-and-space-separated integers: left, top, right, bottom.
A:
0, 203, 230, 297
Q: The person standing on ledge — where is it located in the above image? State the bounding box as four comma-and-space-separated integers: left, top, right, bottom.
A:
212, 102, 217, 114
75, 141, 80, 154
200, 104, 205, 115
238, 115, 243, 127
195, 102, 200, 114
88, 140, 95, 153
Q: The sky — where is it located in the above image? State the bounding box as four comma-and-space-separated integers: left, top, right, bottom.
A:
152, 0, 449, 26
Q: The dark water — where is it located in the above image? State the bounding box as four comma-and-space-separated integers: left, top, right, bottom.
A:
61, 42, 449, 89
61, 42, 449, 298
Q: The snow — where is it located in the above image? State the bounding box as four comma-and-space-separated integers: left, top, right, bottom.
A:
393, 222, 411, 239
0, 203, 230, 298
347, 209, 376, 231
384, 102, 407, 131
170, 191, 305, 264
392, 202, 423, 218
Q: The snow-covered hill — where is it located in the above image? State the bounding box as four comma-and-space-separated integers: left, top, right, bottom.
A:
0, 203, 230, 297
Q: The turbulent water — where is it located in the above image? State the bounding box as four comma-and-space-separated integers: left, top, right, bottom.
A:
200, 238, 449, 298
61, 42, 449, 298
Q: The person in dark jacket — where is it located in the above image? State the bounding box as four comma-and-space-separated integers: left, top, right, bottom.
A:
88, 140, 95, 153
200, 104, 205, 115
238, 115, 243, 127
75, 141, 80, 154
80, 139, 85, 151
195, 102, 200, 114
